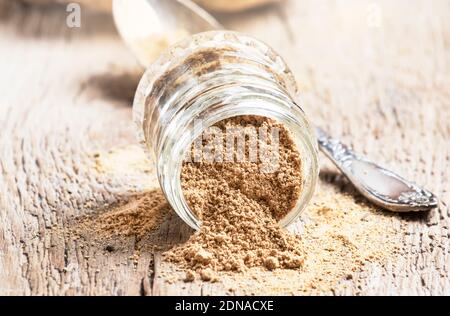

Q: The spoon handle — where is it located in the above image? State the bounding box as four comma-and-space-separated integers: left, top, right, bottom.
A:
315, 127, 438, 212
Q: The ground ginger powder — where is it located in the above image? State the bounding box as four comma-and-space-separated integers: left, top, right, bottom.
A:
165, 116, 306, 280
62, 116, 399, 293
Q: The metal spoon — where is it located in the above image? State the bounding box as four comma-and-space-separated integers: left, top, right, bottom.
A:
113, 0, 438, 212
316, 128, 437, 212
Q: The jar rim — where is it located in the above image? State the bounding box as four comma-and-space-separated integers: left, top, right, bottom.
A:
159, 94, 319, 231
133, 31, 319, 230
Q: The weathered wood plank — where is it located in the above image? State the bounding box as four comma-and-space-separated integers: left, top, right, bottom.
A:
0, 0, 448, 296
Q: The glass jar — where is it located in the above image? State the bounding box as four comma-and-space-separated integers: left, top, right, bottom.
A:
133, 31, 318, 230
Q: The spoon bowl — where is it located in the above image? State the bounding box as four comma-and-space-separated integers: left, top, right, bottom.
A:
113, 0, 222, 67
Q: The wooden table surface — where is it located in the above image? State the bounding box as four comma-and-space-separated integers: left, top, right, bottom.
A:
0, 0, 449, 296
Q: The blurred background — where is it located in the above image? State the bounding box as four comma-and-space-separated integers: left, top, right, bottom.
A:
0, 0, 449, 296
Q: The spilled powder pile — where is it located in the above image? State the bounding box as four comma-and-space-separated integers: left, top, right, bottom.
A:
70, 189, 172, 248
94, 145, 153, 177
165, 116, 305, 279
59, 141, 399, 294
215, 182, 400, 295
79, 191, 169, 240
60, 181, 398, 294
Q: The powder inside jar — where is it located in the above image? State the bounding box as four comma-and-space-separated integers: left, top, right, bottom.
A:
166, 115, 305, 279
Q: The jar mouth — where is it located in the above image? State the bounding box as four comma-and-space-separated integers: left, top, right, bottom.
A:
134, 31, 319, 231
163, 99, 319, 231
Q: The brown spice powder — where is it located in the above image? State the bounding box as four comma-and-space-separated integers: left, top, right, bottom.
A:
182, 116, 303, 221
215, 182, 400, 295
58, 142, 399, 294
84, 192, 169, 240
166, 116, 305, 278
61, 182, 398, 294
69, 189, 172, 251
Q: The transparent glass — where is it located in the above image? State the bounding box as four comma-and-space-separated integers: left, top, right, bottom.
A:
133, 31, 319, 230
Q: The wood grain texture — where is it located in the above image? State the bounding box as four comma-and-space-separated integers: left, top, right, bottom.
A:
0, 0, 449, 296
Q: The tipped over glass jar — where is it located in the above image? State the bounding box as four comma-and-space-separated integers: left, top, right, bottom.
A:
133, 31, 319, 230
